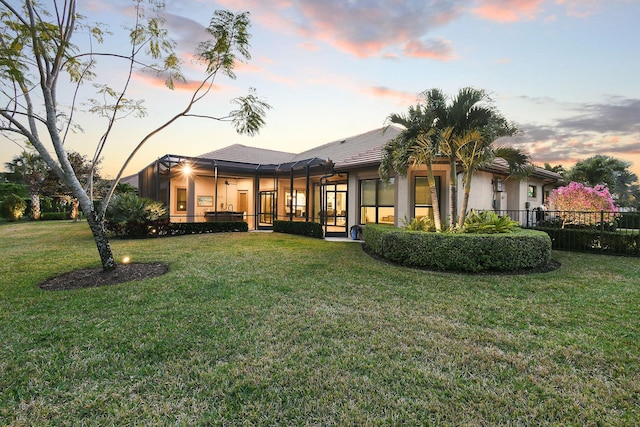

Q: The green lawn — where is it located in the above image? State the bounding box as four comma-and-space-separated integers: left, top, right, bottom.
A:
1, 221, 639, 426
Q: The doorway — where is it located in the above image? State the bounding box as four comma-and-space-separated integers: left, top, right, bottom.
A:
320, 182, 347, 236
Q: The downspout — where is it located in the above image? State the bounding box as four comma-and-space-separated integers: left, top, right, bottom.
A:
541, 178, 558, 205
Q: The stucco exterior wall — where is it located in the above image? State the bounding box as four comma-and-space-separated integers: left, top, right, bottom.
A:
464, 171, 495, 212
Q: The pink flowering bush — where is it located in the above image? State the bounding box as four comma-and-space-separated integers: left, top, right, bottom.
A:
546, 182, 618, 227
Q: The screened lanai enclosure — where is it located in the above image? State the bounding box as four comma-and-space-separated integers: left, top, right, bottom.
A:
137, 154, 350, 236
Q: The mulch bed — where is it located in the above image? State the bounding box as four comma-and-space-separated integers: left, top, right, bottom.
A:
39, 263, 169, 291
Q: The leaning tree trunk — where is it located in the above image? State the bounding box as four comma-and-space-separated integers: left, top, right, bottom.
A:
73, 180, 116, 271
457, 173, 472, 228
426, 163, 442, 232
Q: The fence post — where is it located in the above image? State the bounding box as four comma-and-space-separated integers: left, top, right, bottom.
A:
600, 210, 605, 253
526, 208, 530, 228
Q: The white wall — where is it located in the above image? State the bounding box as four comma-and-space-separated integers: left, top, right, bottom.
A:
464, 171, 495, 212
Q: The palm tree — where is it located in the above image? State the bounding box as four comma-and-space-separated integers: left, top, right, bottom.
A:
4, 150, 48, 220
380, 104, 443, 231
427, 87, 503, 227
455, 128, 531, 228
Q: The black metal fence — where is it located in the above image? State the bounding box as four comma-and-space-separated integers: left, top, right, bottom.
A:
493, 209, 640, 257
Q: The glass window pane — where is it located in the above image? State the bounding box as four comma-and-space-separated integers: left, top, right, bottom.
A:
415, 207, 433, 221
177, 188, 187, 211
361, 207, 376, 224
378, 178, 395, 206
378, 207, 394, 224
361, 180, 376, 205
415, 177, 430, 206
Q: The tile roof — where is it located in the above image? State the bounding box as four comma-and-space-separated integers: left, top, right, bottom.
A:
292, 126, 402, 168
194, 126, 562, 182
198, 144, 295, 165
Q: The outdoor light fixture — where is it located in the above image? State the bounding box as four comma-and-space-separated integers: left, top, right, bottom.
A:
183, 163, 192, 175
122, 256, 131, 264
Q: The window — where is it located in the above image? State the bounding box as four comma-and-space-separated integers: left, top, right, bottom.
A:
360, 178, 395, 224
285, 190, 306, 217
259, 191, 275, 224
527, 184, 537, 198
176, 188, 187, 211
415, 176, 440, 220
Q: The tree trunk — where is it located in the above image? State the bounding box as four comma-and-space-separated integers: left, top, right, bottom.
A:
449, 158, 457, 228
30, 193, 41, 220
71, 199, 79, 222
86, 211, 116, 271
426, 163, 442, 232
74, 181, 116, 271
457, 173, 472, 228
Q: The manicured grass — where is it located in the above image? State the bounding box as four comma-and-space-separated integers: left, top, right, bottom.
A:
1, 221, 639, 425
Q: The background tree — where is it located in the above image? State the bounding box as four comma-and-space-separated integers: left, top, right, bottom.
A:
40, 151, 104, 221
567, 155, 639, 207
546, 182, 618, 227
0, 1, 270, 271
4, 149, 47, 219
543, 163, 566, 177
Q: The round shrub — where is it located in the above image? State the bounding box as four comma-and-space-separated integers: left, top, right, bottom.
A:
363, 224, 551, 273
1, 194, 27, 221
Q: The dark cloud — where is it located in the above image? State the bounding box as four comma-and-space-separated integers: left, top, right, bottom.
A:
501, 97, 640, 166
557, 98, 640, 134
164, 13, 209, 53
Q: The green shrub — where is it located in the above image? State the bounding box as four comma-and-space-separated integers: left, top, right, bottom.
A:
462, 210, 519, 234
40, 211, 70, 221
105, 193, 167, 237
536, 227, 640, 256
0, 194, 27, 221
273, 220, 323, 238
618, 212, 640, 230
166, 221, 248, 235
364, 224, 551, 273
402, 215, 435, 232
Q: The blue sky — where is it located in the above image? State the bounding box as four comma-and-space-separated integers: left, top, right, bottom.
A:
3, 0, 639, 179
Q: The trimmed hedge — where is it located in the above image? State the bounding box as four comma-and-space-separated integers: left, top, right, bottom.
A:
40, 212, 70, 221
273, 220, 323, 239
166, 221, 248, 235
107, 219, 248, 238
536, 227, 640, 256
364, 224, 551, 273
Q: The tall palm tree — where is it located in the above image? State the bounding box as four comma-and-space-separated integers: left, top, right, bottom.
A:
455, 127, 531, 228
380, 104, 443, 231
4, 150, 48, 220
427, 87, 502, 227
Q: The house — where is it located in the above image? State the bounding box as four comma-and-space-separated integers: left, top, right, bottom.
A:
137, 127, 562, 236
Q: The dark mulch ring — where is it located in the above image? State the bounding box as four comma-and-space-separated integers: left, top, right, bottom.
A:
361, 244, 561, 275
39, 263, 169, 291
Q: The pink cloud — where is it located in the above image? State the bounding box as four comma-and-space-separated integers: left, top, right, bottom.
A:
363, 86, 418, 105
403, 39, 456, 61
215, 0, 460, 60
474, 0, 545, 22
133, 72, 223, 93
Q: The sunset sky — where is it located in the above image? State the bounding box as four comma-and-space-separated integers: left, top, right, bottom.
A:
3, 0, 639, 179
